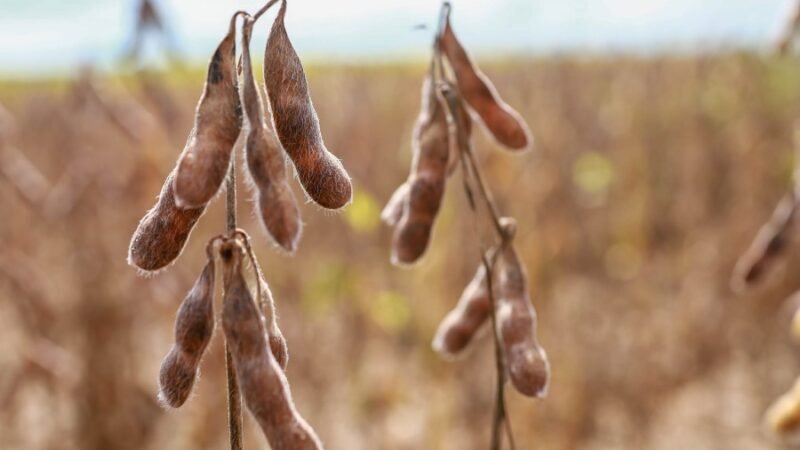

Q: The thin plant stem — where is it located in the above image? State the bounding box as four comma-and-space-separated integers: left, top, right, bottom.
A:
432, 2, 450, 82
440, 84, 506, 240
253, 0, 281, 22
221, 3, 282, 443
224, 160, 243, 450
482, 253, 505, 450
441, 84, 516, 450
226, 161, 237, 234
435, 2, 451, 43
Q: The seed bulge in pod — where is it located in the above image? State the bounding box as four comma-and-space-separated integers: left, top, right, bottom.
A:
264, 0, 352, 210
173, 13, 243, 209
440, 15, 532, 151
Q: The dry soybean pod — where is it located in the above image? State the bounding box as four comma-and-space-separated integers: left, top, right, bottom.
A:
432, 254, 493, 359
234, 229, 289, 369
173, 12, 243, 209
158, 255, 216, 407
444, 84, 473, 175
220, 238, 322, 449
731, 190, 798, 291
255, 275, 289, 369
264, 0, 352, 210
380, 182, 409, 227
439, 9, 532, 151
240, 15, 302, 253
492, 226, 550, 398
391, 72, 450, 265
128, 169, 206, 271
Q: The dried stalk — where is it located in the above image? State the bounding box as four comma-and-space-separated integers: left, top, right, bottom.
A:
224, 163, 243, 450
436, 7, 516, 444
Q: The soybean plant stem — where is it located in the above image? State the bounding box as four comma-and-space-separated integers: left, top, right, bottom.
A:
226, 160, 237, 234
462, 140, 507, 242
432, 2, 450, 82
476, 188, 516, 450
441, 84, 506, 241
435, 2, 451, 43
482, 253, 510, 450
253, 0, 281, 22
442, 85, 516, 450
225, 159, 243, 450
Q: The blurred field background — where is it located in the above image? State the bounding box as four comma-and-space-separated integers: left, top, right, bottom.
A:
3, 54, 800, 449
5, 1, 800, 450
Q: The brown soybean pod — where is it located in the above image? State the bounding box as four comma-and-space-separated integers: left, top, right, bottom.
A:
391, 75, 450, 265
257, 276, 289, 369
732, 191, 798, 290
220, 240, 323, 450
158, 259, 215, 408
264, 0, 352, 210
240, 17, 302, 252
128, 170, 206, 271
440, 16, 532, 151
493, 241, 550, 398
173, 13, 242, 209
235, 229, 290, 368
233, 230, 290, 368
380, 182, 409, 227
440, 83, 472, 175
432, 259, 491, 359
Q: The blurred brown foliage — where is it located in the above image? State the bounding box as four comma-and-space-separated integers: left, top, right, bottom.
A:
2, 54, 800, 449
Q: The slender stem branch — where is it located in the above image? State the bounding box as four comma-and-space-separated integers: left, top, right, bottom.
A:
482, 253, 504, 450
224, 160, 243, 450
440, 85, 506, 240
253, 0, 281, 22
435, 2, 451, 42
440, 82, 516, 450
432, 2, 450, 82
225, 348, 243, 450
463, 142, 505, 239
226, 161, 237, 234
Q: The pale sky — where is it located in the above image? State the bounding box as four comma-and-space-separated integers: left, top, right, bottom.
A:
0, 0, 795, 77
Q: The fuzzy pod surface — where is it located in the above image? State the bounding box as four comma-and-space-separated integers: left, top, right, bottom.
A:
173, 14, 242, 209
381, 182, 409, 227
493, 241, 550, 398
440, 17, 532, 151
221, 239, 323, 449
391, 75, 450, 265
432, 260, 491, 358
240, 17, 302, 252
128, 170, 206, 271
255, 276, 289, 369
440, 83, 473, 175
158, 259, 216, 407
264, 0, 352, 210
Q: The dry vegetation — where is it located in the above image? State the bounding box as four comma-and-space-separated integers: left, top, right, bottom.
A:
3, 53, 800, 449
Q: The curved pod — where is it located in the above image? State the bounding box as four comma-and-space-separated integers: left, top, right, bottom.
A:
173, 15, 242, 209
440, 18, 532, 151
158, 260, 216, 407
493, 243, 550, 398
264, 0, 352, 210
241, 17, 302, 252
